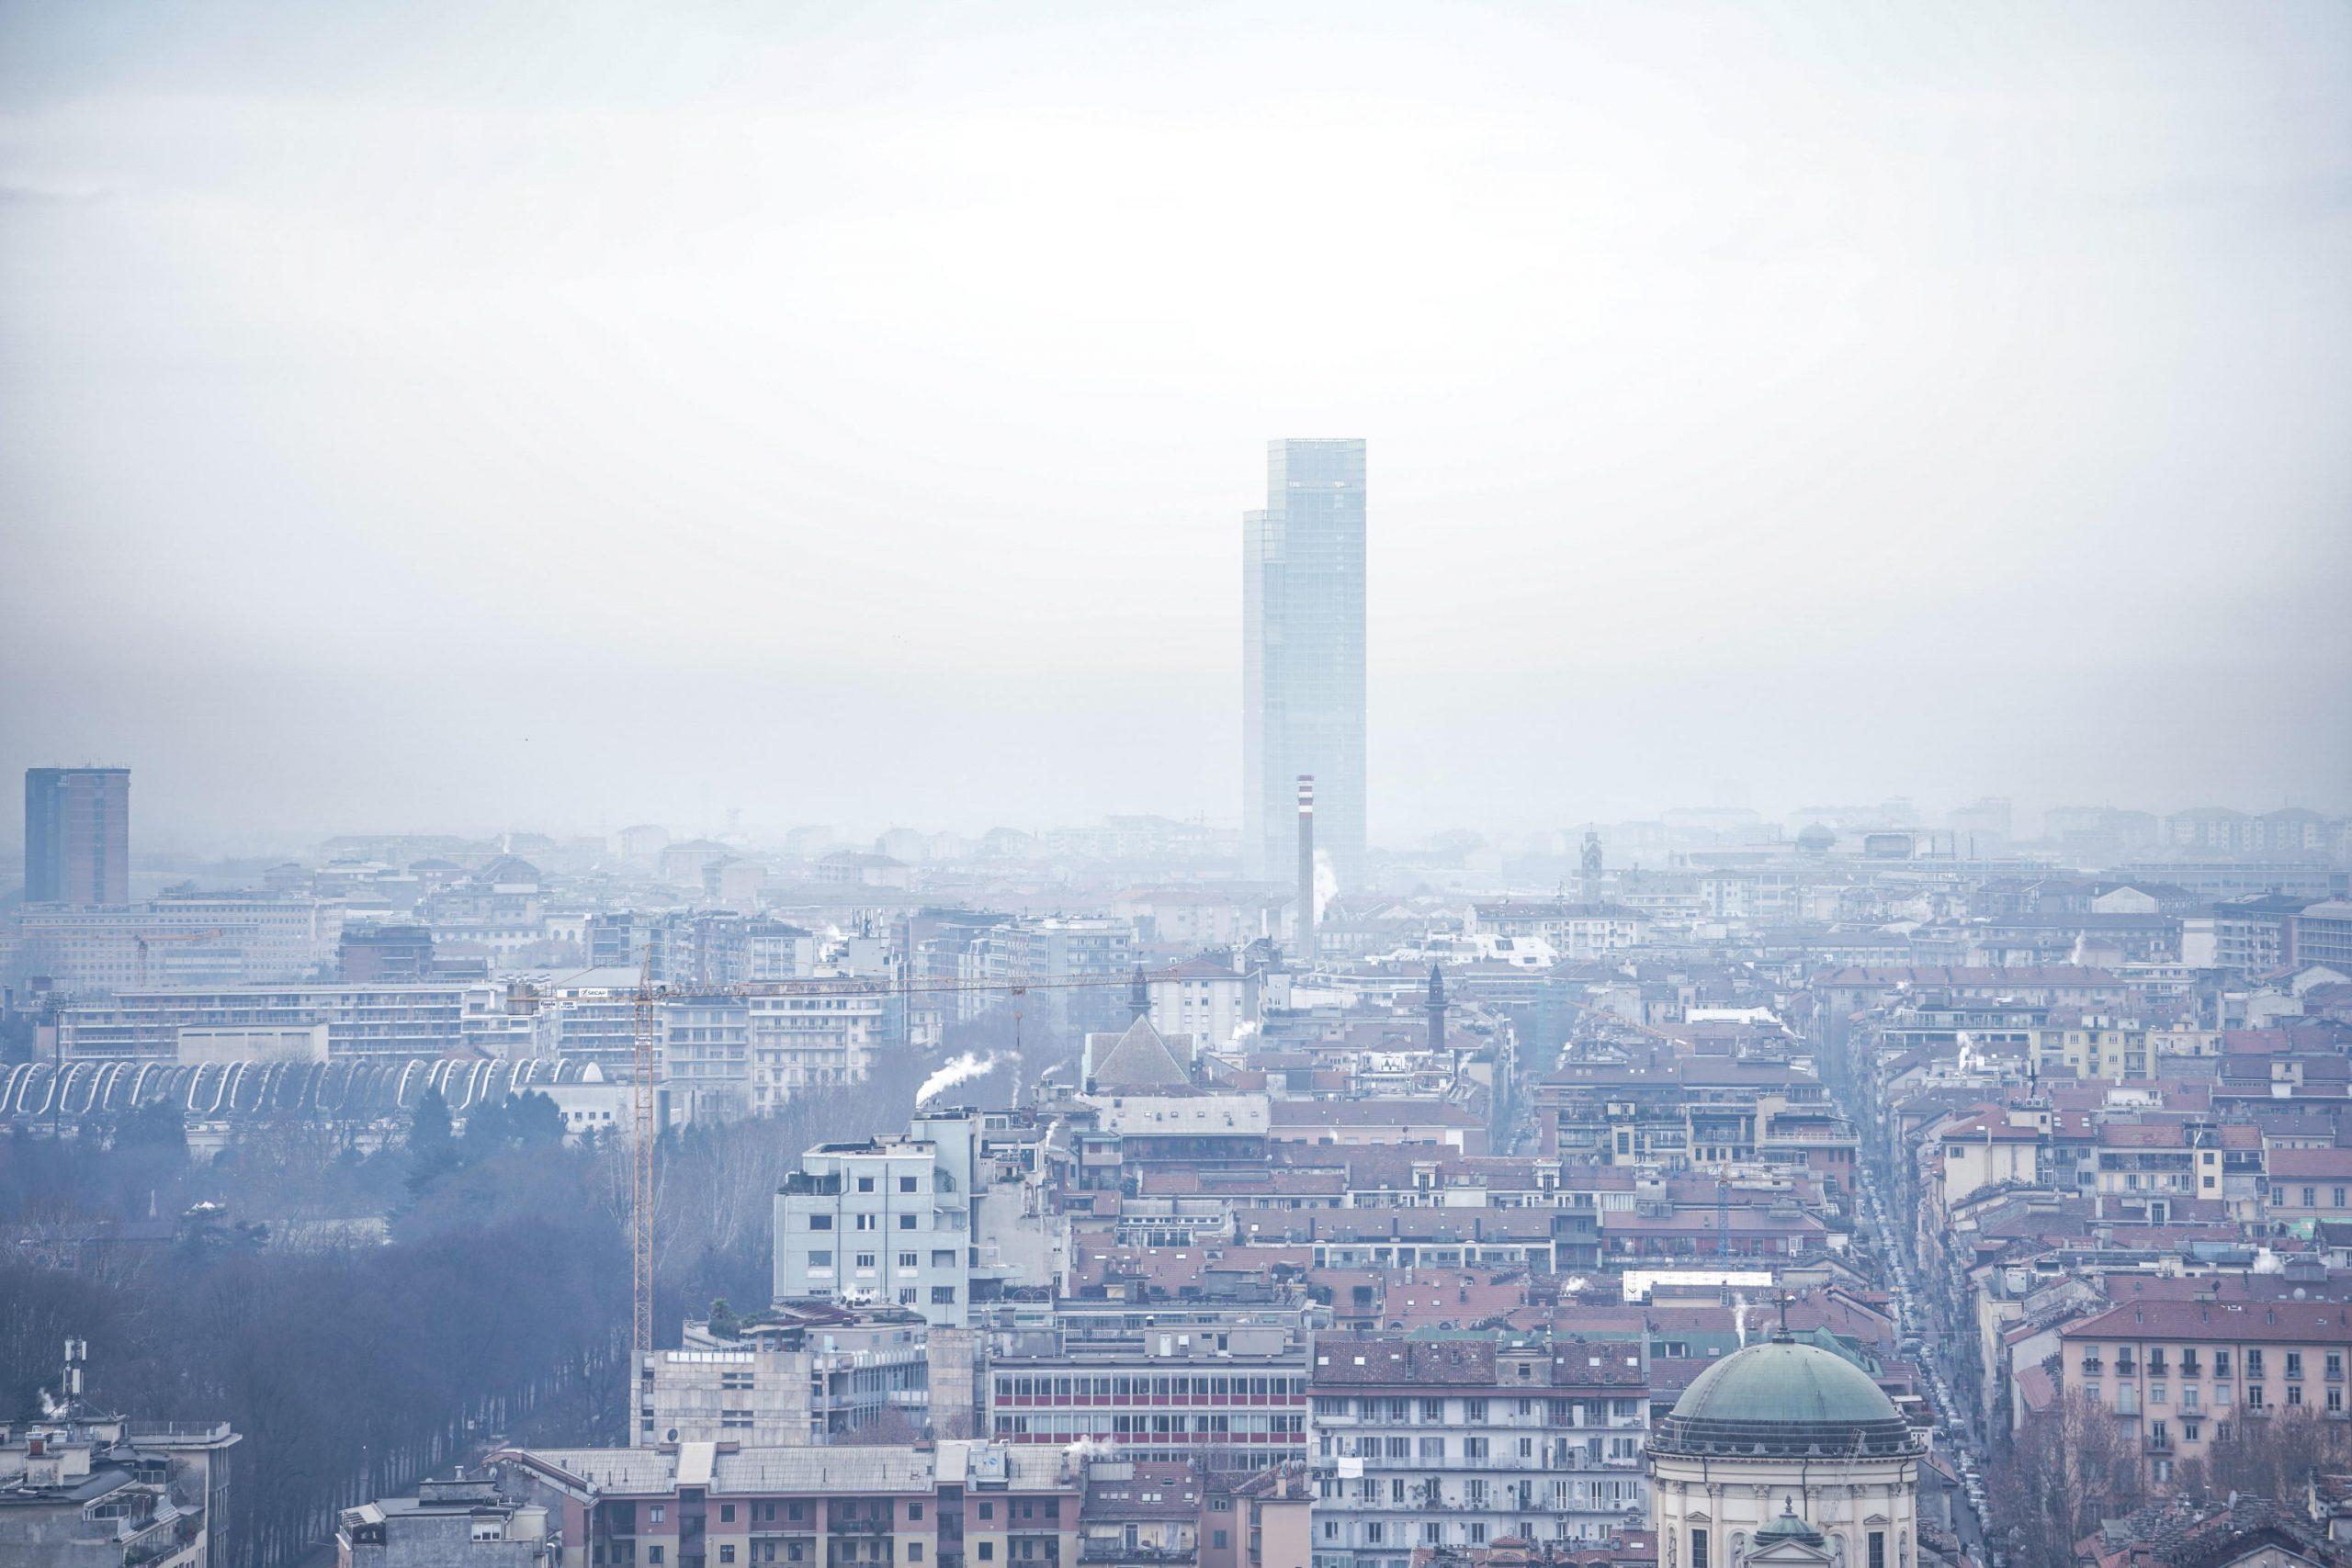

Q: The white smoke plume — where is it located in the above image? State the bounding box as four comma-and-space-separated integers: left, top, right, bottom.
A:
1733, 1292, 1749, 1348
1314, 848, 1338, 921
916, 1052, 997, 1107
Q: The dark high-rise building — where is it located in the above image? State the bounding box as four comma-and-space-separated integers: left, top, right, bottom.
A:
338, 923, 436, 983
1243, 439, 1366, 882
24, 767, 130, 906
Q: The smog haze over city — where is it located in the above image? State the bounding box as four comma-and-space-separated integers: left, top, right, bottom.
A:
5, 1, 2348, 852
7, 9, 2352, 1568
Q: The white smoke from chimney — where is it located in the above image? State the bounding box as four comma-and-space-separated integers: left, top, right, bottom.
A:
1314, 849, 1338, 921
915, 1052, 997, 1107
1734, 1292, 1750, 1348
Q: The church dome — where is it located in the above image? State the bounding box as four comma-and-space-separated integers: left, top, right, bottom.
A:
1651, 1339, 1920, 1460
1754, 1505, 1827, 1548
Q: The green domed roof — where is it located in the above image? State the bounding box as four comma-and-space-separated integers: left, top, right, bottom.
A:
1675, 1340, 1896, 1425
1756, 1508, 1826, 1547
1652, 1339, 1921, 1460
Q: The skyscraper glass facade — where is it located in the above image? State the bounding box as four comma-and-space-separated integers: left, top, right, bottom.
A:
1243, 438, 1365, 882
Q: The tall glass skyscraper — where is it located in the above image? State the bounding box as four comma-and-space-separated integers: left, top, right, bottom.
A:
1243, 438, 1366, 882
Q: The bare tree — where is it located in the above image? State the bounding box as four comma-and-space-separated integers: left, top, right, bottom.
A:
2202, 1406, 2352, 1503
1991, 1391, 2144, 1568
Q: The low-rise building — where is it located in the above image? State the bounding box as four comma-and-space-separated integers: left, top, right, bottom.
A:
640, 1303, 930, 1448
0, 1410, 240, 1568
493, 1438, 1083, 1568
336, 1476, 559, 1568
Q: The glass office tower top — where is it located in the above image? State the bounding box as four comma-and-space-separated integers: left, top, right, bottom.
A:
1243, 439, 1366, 883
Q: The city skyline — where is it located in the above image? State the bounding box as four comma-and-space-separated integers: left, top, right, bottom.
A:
6, 6, 2352, 1564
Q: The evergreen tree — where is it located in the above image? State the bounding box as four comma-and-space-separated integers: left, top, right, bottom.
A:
405, 1089, 458, 1197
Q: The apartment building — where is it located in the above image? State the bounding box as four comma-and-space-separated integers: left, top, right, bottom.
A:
743, 984, 889, 1100
494, 1439, 1082, 1568
2059, 1298, 2352, 1486
2031, 1014, 2159, 1081
2263, 1147, 2352, 1226
1463, 903, 1648, 961
982, 1323, 1310, 1476
1306, 1338, 1649, 1568
1534, 1049, 1827, 1168
336, 1477, 559, 1568
6, 897, 343, 996
50, 983, 518, 1061
774, 1112, 995, 1327
1149, 959, 1263, 1053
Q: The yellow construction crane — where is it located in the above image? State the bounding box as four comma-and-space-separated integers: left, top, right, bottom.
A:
631, 961, 657, 1369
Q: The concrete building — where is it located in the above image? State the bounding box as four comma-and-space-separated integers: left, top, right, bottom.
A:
774, 1111, 1010, 1327
1645, 1338, 1925, 1568
6, 897, 343, 997
336, 1476, 559, 1568
49, 982, 525, 1062
985, 1321, 1310, 1476
1244, 439, 1367, 884
24, 767, 130, 907
1228, 1462, 1316, 1568
639, 1304, 930, 1449
338, 925, 438, 983
0, 1407, 239, 1568
1148, 959, 1262, 1053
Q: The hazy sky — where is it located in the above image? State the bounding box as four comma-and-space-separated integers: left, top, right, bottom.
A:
5, 1, 2348, 852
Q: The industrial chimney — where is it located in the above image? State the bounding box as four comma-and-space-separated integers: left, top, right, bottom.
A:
1296, 775, 1317, 965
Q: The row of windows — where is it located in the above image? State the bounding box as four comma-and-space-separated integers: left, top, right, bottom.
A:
996, 1413, 1305, 1437
1310, 1395, 1641, 1423
2086, 1348, 2340, 1379
1322, 1433, 1639, 1461
995, 1374, 1305, 1399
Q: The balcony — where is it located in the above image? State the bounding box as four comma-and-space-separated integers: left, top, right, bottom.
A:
2079, 1359, 2103, 1375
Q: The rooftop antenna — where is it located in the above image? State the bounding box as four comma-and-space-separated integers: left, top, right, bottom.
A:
60, 1337, 86, 1426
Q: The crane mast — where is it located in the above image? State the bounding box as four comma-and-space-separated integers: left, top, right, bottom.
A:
631, 959, 657, 1377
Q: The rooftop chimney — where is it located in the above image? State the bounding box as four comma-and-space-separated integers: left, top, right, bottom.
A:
1296, 776, 1317, 966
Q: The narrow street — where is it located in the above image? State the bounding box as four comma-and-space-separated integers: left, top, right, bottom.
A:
1830, 1051, 1999, 1566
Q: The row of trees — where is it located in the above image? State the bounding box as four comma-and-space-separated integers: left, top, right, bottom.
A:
0, 1028, 990, 1568
1992, 1389, 2352, 1568
2, 1109, 625, 1568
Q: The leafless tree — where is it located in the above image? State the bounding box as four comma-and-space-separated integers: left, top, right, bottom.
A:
1991, 1391, 2144, 1568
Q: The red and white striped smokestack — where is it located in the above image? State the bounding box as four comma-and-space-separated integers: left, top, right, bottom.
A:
1296, 774, 1317, 965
